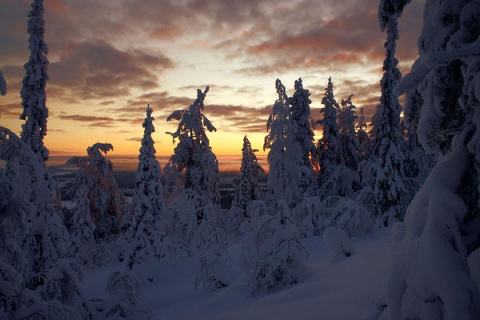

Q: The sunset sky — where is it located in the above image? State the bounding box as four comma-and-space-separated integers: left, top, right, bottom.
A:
0, 0, 425, 169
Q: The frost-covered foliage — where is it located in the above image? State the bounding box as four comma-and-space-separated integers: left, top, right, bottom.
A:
385, 0, 480, 318
246, 200, 308, 294
0, 127, 66, 282
264, 79, 293, 203
388, 128, 480, 319
68, 181, 99, 268
0, 127, 94, 318
19, 0, 50, 163
164, 86, 220, 204
314, 80, 359, 199
0, 70, 6, 96
67, 143, 127, 242
366, 1, 407, 226
323, 226, 356, 261
99, 271, 140, 318
129, 105, 165, 271
288, 77, 316, 195
322, 196, 373, 237
232, 136, 265, 211
338, 94, 360, 174
192, 221, 229, 290
264, 79, 312, 205
291, 195, 323, 236
314, 78, 343, 194
166, 189, 225, 256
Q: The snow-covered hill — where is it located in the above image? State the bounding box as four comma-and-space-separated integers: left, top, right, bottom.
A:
83, 228, 394, 320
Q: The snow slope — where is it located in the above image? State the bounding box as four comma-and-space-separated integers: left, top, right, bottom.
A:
83, 228, 393, 320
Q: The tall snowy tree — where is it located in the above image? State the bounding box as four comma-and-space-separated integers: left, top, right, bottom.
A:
385, 0, 480, 318
0, 127, 89, 319
365, 0, 407, 226
288, 77, 316, 195
338, 94, 360, 173
68, 143, 127, 242
164, 86, 220, 205
264, 79, 292, 204
232, 136, 265, 211
264, 79, 312, 205
19, 0, 49, 163
129, 105, 165, 272
314, 78, 356, 198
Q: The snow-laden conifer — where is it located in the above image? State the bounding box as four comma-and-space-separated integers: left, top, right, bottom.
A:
338, 95, 360, 173
315, 78, 357, 198
0, 127, 92, 319
232, 136, 264, 211
264, 79, 307, 205
68, 143, 127, 242
20, 0, 49, 162
129, 105, 165, 272
164, 86, 220, 205
68, 180, 99, 268
247, 200, 308, 294
366, 0, 407, 226
288, 78, 316, 195
385, 0, 480, 318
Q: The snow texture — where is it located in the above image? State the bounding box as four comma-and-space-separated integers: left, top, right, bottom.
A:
323, 226, 356, 261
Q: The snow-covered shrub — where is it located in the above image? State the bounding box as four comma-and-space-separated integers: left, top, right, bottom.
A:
100, 271, 140, 318
192, 221, 229, 290
323, 226, 356, 261
247, 200, 308, 294
322, 196, 373, 237
291, 195, 323, 236
67, 143, 127, 242
238, 200, 270, 235
387, 127, 480, 319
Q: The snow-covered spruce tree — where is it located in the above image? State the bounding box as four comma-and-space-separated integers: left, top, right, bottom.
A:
0, 128, 90, 319
68, 180, 99, 269
0, 70, 6, 96
247, 199, 308, 294
232, 136, 265, 211
338, 94, 360, 173
365, 0, 407, 226
164, 87, 225, 257
314, 78, 355, 198
264, 79, 309, 205
264, 79, 292, 204
128, 105, 165, 273
164, 86, 220, 205
288, 77, 316, 196
384, 0, 480, 319
19, 0, 49, 163
68, 143, 127, 242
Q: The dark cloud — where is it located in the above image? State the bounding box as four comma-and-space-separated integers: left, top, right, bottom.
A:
48, 40, 173, 100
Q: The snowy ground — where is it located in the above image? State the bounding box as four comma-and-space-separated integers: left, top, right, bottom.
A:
83, 228, 393, 320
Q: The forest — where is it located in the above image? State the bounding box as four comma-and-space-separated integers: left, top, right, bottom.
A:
1, 0, 480, 319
